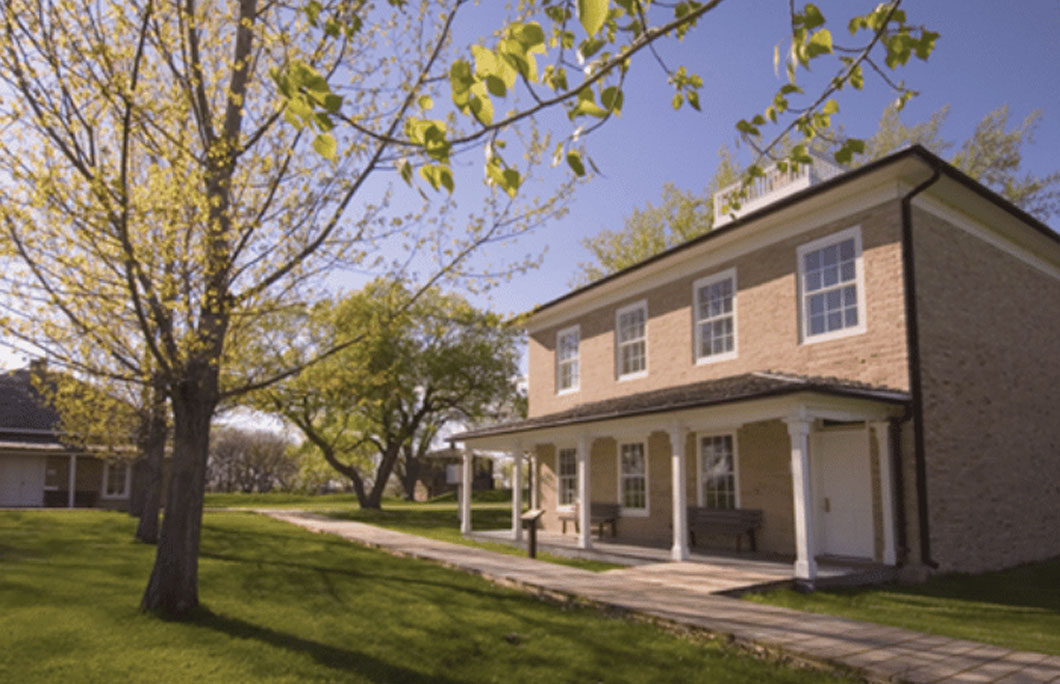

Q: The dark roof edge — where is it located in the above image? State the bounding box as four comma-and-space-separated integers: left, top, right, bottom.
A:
532, 145, 1058, 319
453, 383, 910, 442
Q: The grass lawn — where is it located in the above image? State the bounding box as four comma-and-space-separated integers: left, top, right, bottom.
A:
745, 558, 1060, 656
0, 510, 853, 684
326, 504, 622, 572
205, 491, 621, 572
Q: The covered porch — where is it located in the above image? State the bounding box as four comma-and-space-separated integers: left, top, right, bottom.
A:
453, 372, 909, 587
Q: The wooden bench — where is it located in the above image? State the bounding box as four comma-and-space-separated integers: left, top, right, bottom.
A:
557, 502, 620, 538
687, 507, 763, 552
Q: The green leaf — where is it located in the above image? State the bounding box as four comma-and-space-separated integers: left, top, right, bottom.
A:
571, 88, 608, 119
601, 86, 623, 114
417, 95, 433, 111
736, 119, 759, 136
500, 168, 520, 197
806, 29, 833, 58
672, 92, 683, 110
305, 1, 323, 26
821, 99, 839, 115
686, 90, 700, 112
514, 22, 545, 49
802, 3, 825, 30
485, 75, 507, 97
323, 94, 343, 114
313, 133, 337, 160
399, 160, 413, 186
566, 150, 586, 176
449, 60, 474, 110
469, 88, 494, 126
578, 0, 609, 37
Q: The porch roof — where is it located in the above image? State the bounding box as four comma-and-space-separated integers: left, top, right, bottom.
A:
453, 371, 909, 441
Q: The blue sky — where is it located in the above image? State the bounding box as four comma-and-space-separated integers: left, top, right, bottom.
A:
426, 0, 1060, 319
2, 1, 1057, 370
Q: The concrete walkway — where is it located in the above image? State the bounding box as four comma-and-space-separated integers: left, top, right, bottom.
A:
263, 511, 1060, 684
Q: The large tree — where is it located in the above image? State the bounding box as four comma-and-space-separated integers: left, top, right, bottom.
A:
0, 0, 936, 615
254, 279, 521, 509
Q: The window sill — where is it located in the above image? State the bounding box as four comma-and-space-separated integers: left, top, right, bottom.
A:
556, 387, 580, 396
801, 324, 867, 346
695, 351, 737, 366
617, 370, 648, 382
619, 508, 650, 518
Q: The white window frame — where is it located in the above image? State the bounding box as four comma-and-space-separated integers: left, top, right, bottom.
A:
556, 446, 577, 511
616, 439, 649, 517
555, 324, 581, 395
796, 225, 867, 344
696, 432, 740, 509
101, 460, 131, 500
692, 268, 738, 365
615, 299, 648, 381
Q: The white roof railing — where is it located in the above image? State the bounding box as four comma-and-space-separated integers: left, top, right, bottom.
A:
713, 154, 844, 227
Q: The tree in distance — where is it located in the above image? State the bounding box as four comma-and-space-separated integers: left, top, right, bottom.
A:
250, 279, 522, 509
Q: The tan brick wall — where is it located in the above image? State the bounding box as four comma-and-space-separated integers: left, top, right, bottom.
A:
534, 421, 802, 556
528, 201, 909, 418
912, 208, 1060, 573
734, 420, 795, 556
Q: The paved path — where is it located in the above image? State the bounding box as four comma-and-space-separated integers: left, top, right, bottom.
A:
263, 511, 1060, 684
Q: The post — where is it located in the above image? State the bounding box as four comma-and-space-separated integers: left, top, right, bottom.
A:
576, 434, 592, 550
785, 417, 817, 585
460, 450, 472, 535
669, 426, 689, 561
530, 454, 540, 510
67, 454, 77, 508
511, 446, 524, 542
873, 421, 897, 565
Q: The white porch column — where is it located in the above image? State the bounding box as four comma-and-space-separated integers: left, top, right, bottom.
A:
459, 450, 472, 535
67, 454, 77, 508
873, 421, 897, 565
576, 434, 592, 550
669, 426, 689, 561
511, 445, 524, 542
785, 417, 817, 583
530, 454, 540, 510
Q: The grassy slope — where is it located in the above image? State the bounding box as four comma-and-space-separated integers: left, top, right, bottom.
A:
0, 510, 849, 684
746, 558, 1060, 656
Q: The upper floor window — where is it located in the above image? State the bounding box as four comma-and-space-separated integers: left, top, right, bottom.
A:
699, 434, 737, 509
618, 441, 648, 514
102, 461, 130, 499
556, 325, 580, 393
615, 300, 647, 379
557, 448, 577, 507
797, 226, 866, 343
693, 269, 737, 363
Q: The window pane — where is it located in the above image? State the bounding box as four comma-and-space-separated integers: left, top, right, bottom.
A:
839, 238, 855, 261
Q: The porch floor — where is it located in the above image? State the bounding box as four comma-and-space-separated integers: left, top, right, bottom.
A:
469, 528, 891, 595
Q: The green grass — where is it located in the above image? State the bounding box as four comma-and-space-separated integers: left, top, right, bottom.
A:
204, 491, 621, 572
0, 510, 853, 684
204, 491, 363, 509
327, 504, 623, 573
746, 558, 1060, 656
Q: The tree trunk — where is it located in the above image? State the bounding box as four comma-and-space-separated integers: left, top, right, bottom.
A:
135, 387, 168, 544
398, 443, 419, 501
129, 459, 147, 517
140, 371, 217, 615
364, 443, 401, 509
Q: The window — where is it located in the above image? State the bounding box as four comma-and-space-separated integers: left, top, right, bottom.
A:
557, 448, 577, 507
618, 442, 648, 514
693, 269, 737, 363
615, 300, 647, 378
102, 461, 130, 499
798, 226, 866, 342
699, 434, 737, 509
555, 325, 580, 393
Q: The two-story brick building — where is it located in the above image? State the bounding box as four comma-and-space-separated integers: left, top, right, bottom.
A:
453, 146, 1060, 585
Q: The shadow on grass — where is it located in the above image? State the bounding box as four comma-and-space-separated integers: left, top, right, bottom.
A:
198, 550, 527, 602
168, 607, 464, 684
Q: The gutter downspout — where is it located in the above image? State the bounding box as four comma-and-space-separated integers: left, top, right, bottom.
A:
900, 164, 942, 570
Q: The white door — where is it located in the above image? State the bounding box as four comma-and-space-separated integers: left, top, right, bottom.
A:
811, 430, 874, 559
0, 455, 46, 507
